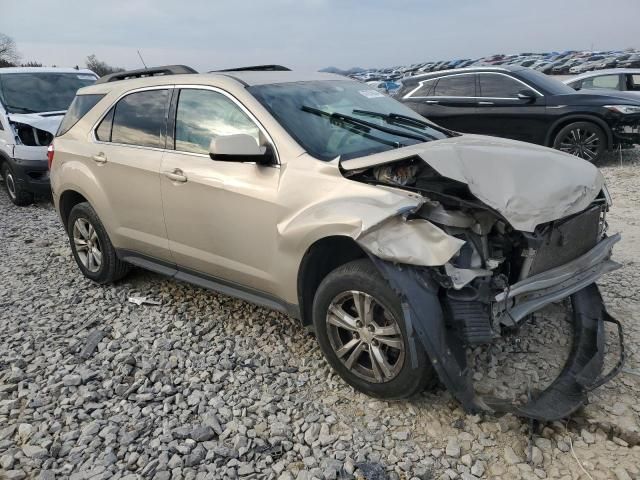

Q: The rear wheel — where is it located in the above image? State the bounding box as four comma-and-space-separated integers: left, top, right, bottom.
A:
1, 163, 34, 206
312, 259, 435, 399
67, 202, 130, 284
552, 121, 606, 163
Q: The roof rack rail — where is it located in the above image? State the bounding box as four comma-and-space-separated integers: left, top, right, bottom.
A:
213, 65, 291, 72
95, 65, 198, 84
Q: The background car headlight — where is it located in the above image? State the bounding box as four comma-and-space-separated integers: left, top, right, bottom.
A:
604, 105, 640, 114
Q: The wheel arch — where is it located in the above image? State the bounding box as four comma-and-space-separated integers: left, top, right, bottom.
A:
296, 235, 368, 327
545, 114, 613, 150
59, 189, 90, 228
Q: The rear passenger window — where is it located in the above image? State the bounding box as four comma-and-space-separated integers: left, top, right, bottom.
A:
433, 75, 475, 97
58, 94, 105, 136
478, 74, 524, 98
109, 89, 169, 148
174, 89, 260, 155
95, 108, 114, 142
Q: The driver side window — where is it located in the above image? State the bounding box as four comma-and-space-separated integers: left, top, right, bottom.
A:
174, 89, 260, 155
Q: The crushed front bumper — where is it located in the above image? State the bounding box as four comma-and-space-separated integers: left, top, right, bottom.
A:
493, 233, 622, 326
371, 234, 625, 421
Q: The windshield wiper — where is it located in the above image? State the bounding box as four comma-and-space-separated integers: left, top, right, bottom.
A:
301, 105, 403, 149
352, 109, 456, 138
301, 105, 429, 143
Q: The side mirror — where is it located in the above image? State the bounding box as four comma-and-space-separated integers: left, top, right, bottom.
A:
209, 134, 274, 165
517, 89, 537, 102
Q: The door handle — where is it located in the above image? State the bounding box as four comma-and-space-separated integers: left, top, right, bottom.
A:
163, 169, 187, 183
478, 101, 494, 105
92, 153, 107, 164
425, 100, 439, 104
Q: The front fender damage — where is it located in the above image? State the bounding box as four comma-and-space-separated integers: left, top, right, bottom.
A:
355, 209, 624, 422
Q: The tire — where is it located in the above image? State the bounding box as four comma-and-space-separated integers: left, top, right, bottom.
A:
312, 258, 435, 399
67, 202, 130, 284
1, 163, 34, 206
552, 121, 607, 163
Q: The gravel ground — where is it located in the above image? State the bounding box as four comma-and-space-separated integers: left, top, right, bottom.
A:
1, 149, 639, 480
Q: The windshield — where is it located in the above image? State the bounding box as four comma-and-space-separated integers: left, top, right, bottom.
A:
248, 80, 449, 161
518, 69, 576, 95
0, 72, 97, 114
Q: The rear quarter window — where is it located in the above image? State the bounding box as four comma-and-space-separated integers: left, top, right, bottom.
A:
57, 94, 105, 136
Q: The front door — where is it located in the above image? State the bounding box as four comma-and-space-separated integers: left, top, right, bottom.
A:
475, 73, 547, 144
160, 87, 281, 294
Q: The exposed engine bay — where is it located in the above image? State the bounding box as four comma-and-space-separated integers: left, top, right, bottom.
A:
343, 156, 625, 421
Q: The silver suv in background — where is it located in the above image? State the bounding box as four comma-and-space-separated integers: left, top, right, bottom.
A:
0, 67, 97, 205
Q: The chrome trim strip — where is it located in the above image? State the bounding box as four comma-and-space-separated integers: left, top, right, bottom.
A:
405, 71, 543, 100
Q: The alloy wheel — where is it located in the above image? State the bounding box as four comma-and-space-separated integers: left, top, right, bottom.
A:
326, 290, 405, 383
5, 172, 17, 201
557, 127, 601, 161
73, 218, 103, 273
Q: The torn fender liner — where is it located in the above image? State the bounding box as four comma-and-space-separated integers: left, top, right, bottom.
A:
371, 258, 624, 421
487, 284, 625, 421
370, 257, 486, 413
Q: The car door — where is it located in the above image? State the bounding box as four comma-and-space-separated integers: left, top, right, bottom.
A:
90, 87, 172, 261
160, 86, 281, 294
404, 73, 479, 132
475, 73, 547, 143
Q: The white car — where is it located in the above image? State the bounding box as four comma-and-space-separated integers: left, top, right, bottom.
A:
564, 69, 640, 97
0, 67, 98, 205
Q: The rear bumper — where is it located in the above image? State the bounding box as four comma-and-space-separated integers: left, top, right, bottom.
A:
9, 158, 51, 195
493, 233, 621, 325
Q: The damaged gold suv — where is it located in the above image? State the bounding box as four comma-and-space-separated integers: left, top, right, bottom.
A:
50, 65, 624, 421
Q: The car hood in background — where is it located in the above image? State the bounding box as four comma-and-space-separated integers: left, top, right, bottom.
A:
550, 90, 640, 106
8, 112, 65, 135
340, 135, 604, 232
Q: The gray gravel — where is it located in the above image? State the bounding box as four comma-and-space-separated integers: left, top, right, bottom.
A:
1, 150, 640, 479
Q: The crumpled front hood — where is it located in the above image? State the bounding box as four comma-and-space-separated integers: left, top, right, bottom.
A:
8, 113, 64, 135
341, 135, 604, 232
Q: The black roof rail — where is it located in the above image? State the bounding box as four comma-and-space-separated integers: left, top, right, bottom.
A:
95, 65, 198, 84
212, 65, 291, 73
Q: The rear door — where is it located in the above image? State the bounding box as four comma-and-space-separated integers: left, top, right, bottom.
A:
475, 73, 547, 143
90, 87, 172, 261
404, 73, 479, 132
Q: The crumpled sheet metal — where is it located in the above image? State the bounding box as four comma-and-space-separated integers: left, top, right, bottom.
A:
341, 134, 604, 232
356, 215, 465, 266
8, 113, 63, 135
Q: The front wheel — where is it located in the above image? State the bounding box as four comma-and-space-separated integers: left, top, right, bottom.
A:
552, 121, 607, 163
312, 259, 435, 399
1, 163, 34, 206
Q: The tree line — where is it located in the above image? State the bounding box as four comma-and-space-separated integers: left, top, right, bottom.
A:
0, 32, 124, 77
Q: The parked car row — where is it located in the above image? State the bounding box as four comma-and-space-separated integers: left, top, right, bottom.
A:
38, 65, 623, 421
351, 49, 640, 84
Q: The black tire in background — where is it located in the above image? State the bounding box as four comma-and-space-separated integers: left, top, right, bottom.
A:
552, 121, 607, 163
1, 163, 34, 206
312, 258, 436, 399
67, 202, 130, 284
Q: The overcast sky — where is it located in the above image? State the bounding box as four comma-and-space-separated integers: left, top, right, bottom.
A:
3, 0, 639, 72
